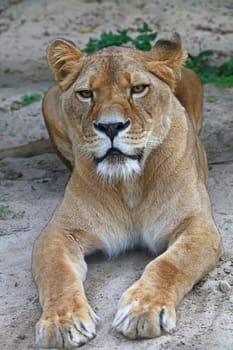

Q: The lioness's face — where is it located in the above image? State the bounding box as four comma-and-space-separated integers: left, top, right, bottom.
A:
62, 48, 172, 182
48, 38, 186, 182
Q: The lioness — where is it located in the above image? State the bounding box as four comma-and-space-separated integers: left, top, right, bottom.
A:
32, 33, 223, 348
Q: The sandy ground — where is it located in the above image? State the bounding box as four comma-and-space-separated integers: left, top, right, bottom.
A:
0, 1, 233, 349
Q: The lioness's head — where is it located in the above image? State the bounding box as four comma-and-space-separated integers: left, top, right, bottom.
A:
47, 34, 186, 182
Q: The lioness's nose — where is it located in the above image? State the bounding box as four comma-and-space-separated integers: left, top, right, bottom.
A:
94, 120, 130, 140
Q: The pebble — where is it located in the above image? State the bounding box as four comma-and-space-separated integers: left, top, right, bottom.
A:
10, 101, 21, 111
17, 334, 26, 340
224, 267, 232, 274
219, 280, 231, 293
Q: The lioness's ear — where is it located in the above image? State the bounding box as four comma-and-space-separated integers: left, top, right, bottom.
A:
47, 39, 84, 90
147, 33, 187, 90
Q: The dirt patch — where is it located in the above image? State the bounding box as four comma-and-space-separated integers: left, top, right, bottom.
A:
0, 1, 233, 350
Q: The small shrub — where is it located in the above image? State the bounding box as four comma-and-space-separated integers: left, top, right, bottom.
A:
21, 94, 42, 107
0, 204, 25, 220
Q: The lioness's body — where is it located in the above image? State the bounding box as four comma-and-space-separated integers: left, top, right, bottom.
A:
32, 36, 223, 348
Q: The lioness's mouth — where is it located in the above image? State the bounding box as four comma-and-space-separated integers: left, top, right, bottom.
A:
94, 147, 144, 164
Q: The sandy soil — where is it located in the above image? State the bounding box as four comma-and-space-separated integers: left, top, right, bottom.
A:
0, 1, 233, 350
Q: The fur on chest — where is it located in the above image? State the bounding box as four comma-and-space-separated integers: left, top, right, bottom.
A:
94, 191, 182, 258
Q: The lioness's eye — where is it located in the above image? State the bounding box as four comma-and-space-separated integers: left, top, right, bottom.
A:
130, 85, 148, 95
77, 90, 93, 99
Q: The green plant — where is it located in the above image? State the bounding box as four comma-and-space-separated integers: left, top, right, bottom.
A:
131, 22, 157, 51
83, 30, 131, 54
83, 22, 157, 54
20, 93, 42, 106
186, 51, 233, 86
0, 204, 25, 220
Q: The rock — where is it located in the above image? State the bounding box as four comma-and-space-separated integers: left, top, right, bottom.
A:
10, 101, 21, 111
219, 280, 231, 293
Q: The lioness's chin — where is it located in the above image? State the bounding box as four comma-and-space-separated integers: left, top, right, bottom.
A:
96, 158, 142, 183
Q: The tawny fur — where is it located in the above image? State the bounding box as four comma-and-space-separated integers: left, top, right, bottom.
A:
32, 34, 223, 349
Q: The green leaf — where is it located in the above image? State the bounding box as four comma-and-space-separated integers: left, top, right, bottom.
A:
21, 94, 42, 106
138, 22, 153, 33
219, 57, 233, 76
0, 204, 26, 220
207, 96, 216, 102
198, 50, 214, 58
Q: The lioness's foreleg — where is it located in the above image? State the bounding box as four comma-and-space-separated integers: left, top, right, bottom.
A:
32, 227, 99, 348
113, 217, 223, 339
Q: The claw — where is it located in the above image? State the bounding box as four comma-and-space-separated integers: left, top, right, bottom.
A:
72, 318, 96, 339
90, 310, 101, 325
112, 304, 133, 328
159, 306, 176, 333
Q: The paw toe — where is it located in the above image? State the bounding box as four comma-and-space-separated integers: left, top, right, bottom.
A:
113, 302, 176, 339
159, 306, 176, 333
112, 304, 133, 328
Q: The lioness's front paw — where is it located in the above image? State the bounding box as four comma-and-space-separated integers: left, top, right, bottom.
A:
112, 283, 176, 339
36, 297, 99, 348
